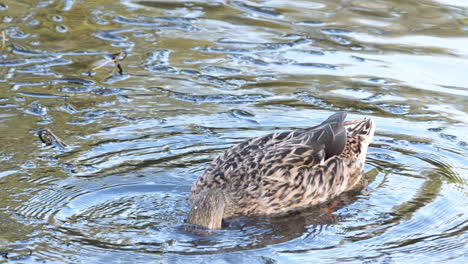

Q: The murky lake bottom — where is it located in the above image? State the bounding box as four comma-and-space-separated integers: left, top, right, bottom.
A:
0, 0, 467, 263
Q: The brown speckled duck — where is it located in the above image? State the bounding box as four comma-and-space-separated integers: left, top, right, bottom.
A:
188, 112, 375, 229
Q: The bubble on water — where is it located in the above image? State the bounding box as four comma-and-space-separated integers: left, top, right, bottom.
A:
5, 27, 30, 39
52, 15, 63, 22
3, 16, 12, 23
56, 25, 68, 33
26, 19, 40, 26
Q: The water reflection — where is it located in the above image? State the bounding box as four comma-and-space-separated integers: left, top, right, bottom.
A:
0, 0, 467, 263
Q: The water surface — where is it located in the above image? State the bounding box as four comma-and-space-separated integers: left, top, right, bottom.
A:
0, 0, 467, 263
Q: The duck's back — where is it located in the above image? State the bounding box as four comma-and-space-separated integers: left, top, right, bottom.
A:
189, 112, 374, 218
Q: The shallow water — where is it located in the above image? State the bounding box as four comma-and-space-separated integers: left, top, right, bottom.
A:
0, 0, 467, 263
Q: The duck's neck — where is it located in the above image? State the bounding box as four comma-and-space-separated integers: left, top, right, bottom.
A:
187, 189, 226, 229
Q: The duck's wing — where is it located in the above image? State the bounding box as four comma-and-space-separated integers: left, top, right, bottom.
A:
190, 112, 348, 198
255, 112, 347, 185
189, 133, 279, 197
210, 112, 346, 166
302, 112, 347, 160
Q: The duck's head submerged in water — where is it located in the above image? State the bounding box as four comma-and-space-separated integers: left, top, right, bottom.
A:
187, 112, 375, 229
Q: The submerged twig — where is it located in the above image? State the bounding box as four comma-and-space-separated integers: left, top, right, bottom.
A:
90, 50, 127, 75
37, 128, 67, 149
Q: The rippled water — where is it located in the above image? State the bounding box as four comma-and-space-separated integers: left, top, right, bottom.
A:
0, 0, 467, 263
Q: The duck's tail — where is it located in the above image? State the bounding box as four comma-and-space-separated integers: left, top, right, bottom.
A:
345, 118, 376, 164
187, 189, 226, 229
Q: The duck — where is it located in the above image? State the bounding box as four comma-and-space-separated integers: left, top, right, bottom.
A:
187, 112, 375, 229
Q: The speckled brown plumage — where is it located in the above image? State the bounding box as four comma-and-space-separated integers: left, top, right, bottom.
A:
188, 112, 375, 229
